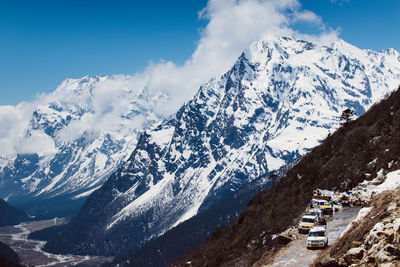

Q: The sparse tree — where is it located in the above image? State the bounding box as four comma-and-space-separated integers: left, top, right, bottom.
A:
340, 108, 355, 124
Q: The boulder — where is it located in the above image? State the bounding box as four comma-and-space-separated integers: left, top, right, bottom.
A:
344, 247, 365, 265
373, 222, 385, 232
379, 263, 396, 267
365, 223, 386, 246
383, 244, 400, 259
376, 248, 392, 263
367, 238, 388, 257
351, 241, 362, 248
274, 234, 292, 245
387, 202, 397, 211
381, 229, 394, 238
317, 257, 341, 267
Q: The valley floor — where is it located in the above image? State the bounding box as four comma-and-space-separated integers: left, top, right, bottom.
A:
257, 207, 361, 267
0, 219, 113, 267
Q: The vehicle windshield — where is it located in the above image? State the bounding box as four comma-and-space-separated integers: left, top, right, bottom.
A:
309, 231, 325, 237
301, 218, 315, 223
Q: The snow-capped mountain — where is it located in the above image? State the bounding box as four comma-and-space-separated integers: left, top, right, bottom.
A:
0, 75, 167, 208
43, 37, 400, 256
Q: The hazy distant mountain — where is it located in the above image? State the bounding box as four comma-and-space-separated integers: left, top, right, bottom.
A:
0, 75, 167, 216
0, 198, 28, 227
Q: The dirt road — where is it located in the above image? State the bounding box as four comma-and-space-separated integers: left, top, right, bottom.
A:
270, 207, 361, 267
0, 219, 113, 267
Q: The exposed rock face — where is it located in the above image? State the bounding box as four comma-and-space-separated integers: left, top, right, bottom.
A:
315, 186, 400, 267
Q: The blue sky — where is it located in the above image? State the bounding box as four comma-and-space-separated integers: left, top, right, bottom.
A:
0, 0, 399, 105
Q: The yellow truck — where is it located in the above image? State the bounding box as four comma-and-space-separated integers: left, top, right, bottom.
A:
313, 189, 332, 201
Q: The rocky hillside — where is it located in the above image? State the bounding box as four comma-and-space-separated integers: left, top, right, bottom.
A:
0, 199, 29, 227
39, 37, 400, 257
0, 241, 22, 267
172, 86, 400, 267
314, 181, 400, 266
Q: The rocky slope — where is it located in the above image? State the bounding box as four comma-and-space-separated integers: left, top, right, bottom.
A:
0, 241, 21, 267
39, 37, 400, 257
0, 199, 29, 227
314, 176, 400, 266
172, 86, 400, 267
0, 75, 167, 216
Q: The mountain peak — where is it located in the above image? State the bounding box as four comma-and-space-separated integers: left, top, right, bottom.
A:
40, 37, 400, 256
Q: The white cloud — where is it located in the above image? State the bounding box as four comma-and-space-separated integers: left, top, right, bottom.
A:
0, 0, 338, 159
16, 130, 57, 156
130, 0, 337, 114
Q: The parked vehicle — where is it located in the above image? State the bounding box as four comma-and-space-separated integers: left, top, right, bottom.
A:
307, 226, 328, 249
298, 214, 318, 233
311, 199, 333, 214
320, 201, 333, 215
313, 189, 332, 201
304, 208, 323, 219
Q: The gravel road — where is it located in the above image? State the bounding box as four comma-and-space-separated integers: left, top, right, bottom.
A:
269, 207, 361, 267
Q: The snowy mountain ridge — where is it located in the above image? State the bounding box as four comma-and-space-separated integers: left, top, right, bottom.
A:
43, 37, 400, 256
0, 75, 168, 204
108, 37, 400, 231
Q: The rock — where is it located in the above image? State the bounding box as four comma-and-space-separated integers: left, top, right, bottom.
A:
275, 234, 292, 245
387, 202, 397, 211
381, 229, 394, 238
394, 218, 400, 243
376, 247, 392, 263
318, 257, 341, 267
364, 255, 377, 264
379, 263, 395, 267
344, 247, 365, 264
374, 222, 385, 232
385, 223, 394, 230
384, 244, 400, 258
393, 218, 400, 233
370, 176, 385, 185
366, 223, 387, 246
348, 241, 361, 249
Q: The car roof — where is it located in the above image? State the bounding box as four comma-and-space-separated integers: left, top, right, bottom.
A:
309, 226, 326, 232
309, 208, 322, 212
302, 215, 317, 219
312, 198, 325, 202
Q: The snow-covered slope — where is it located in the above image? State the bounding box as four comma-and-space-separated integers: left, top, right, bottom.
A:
44, 37, 400, 256
0, 75, 167, 204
